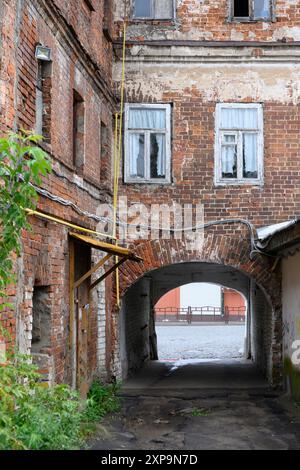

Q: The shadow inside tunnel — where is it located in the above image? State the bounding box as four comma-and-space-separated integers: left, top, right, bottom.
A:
121, 359, 270, 396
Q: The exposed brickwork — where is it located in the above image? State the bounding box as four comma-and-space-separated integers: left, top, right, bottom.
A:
115, 1, 300, 42
110, 1, 300, 385
0, 0, 114, 387
114, 234, 283, 385
1, 0, 298, 390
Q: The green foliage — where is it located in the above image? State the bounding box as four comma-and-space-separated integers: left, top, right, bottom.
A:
83, 379, 121, 422
0, 356, 84, 450
0, 355, 121, 450
0, 133, 120, 449
0, 131, 51, 296
191, 408, 211, 417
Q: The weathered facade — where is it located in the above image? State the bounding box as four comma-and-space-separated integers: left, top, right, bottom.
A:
0, 0, 115, 390
1, 1, 300, 394
112, 0, 300, 387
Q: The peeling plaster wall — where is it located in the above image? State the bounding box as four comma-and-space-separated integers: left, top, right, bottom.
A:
114, 47, 300, 105
114, 46, 300, 230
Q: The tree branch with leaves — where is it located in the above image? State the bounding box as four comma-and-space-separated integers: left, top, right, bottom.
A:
0, 131, 51, 300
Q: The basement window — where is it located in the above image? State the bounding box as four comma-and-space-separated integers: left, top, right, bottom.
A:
125, 104, 171, 184
133, 0, 175, 20
231, 0, 273, 21
215, 103, 264, 185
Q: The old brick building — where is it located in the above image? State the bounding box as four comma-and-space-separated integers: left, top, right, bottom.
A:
0, 0, 116, 392
1, 1, 300, 395
112, 0, 300, 388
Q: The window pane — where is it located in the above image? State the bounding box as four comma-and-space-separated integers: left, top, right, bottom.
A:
221, 108, 258, 130
129, 133, 145, 178
243, 133, 258, 178
223, 134, 236, 143
154, 0, 173, 19
129, 108, 166, 129
254, 0, 270, 19
234, 0, 249, 17
150, 134, 166, 178
134, 0, 152, 18
221, 145, 237, 179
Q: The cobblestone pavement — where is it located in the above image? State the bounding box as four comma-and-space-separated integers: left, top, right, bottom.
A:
156, 324, 245, 361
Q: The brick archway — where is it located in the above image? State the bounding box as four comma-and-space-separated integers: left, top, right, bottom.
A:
113, 234, 283, 386
119, 234, 281, 309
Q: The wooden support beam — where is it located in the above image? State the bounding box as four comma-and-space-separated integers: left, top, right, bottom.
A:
89, 257, 127, 291
74, 253, 112, 289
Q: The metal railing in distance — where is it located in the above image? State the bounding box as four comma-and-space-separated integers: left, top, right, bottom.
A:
155, 306, 246, 324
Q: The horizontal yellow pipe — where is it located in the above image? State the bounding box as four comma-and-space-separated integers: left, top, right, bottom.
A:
25, 208, 117, 240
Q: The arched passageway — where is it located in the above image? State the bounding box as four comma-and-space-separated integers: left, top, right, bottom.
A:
119, 261, 275, 385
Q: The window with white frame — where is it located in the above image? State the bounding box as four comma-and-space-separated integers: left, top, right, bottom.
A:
215, 103, 263, 185
231, 0, 273, 21
133, 0, 175, 20
125, 104, 171, 183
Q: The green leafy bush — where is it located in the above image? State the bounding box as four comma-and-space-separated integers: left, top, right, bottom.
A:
0, 355, 121, 450
0, 356, 84, 450
83, 379, 121, 423
0, 131, 51, 297
0, 132, 120, 450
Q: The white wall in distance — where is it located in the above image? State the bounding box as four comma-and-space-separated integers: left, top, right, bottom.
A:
180, 283, 221, 309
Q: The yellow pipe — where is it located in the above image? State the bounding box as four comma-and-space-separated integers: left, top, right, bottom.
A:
25, 208, 117, 240
113, 112, 119, 238
113, 21, 127, 309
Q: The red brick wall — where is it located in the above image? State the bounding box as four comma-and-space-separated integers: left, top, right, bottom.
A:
0, 0, 114, 386
115, 1, 300, 42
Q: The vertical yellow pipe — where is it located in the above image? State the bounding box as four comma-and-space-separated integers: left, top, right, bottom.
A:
113, 21, 127, 309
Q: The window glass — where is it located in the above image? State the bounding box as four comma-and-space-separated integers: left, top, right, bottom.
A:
125, 104, 171, 183
234, 0, 249, 17
154, 0, 173, 19
221, 141, 237, 179
221, 108, 258, 130
150, 134, 166, 178
129, 133, 145, 178
254, 0, 271, 19
134, 0, 152, 18
129, 108, 166, 129
216, 104, 263, 184
243, 133, 258, 178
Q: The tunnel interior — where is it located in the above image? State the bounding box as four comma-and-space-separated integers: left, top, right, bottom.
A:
119, 262, 274, 384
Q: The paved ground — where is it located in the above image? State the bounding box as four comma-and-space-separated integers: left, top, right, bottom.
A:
90, 360, 300, 450
156, 324, 245, 361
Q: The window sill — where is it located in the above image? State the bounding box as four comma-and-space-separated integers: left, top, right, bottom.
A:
228, 18, 272, 24
129, 18, 176, 26
214, 179, 263, 187
124, 179, 172, 185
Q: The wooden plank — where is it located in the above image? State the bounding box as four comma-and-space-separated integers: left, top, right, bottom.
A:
74, 253, 112, 289
89, 257, 127, 291
70, 232, 142, 261
69, 240, 77, 389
